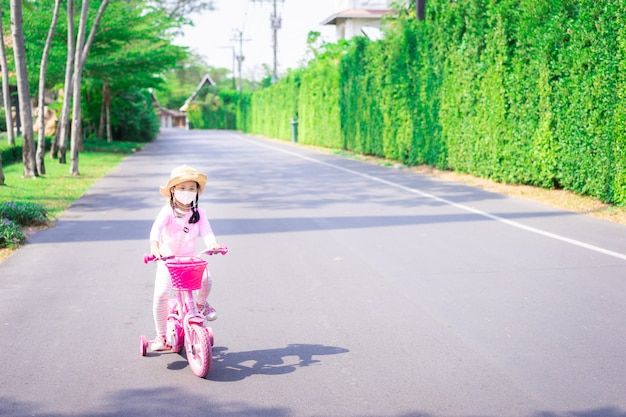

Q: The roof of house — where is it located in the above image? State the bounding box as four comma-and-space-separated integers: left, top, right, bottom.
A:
179, 74, 216, 112
149, 89, 186, 117
157, 107, 186, 117
321, 8, 391, 26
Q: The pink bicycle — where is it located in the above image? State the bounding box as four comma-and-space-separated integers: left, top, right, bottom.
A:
140, 246, 228, 378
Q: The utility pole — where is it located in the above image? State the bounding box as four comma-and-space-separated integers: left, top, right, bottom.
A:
250, 0, 284, 82
231, 29, 250, 93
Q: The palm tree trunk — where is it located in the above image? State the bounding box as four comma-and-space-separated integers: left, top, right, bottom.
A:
70, 0, 109, 176
53, 0, 74, 163
36, 0, 62, 176
10, 0, 36, 178
0, 5, 15, 146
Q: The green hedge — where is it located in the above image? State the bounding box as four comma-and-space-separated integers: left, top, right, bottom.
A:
1, 141, 21, 166
240, 0, 626, 205
248, 70, 301, 140
187, 89, 239, 130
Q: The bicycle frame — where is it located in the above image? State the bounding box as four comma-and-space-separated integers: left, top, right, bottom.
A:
140, 246, 227, 377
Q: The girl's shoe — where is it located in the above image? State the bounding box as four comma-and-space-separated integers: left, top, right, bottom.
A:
151, 335, 167, 351
197, 303, 218, 321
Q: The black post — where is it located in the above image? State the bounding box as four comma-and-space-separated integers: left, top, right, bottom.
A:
416, 0, 426, 20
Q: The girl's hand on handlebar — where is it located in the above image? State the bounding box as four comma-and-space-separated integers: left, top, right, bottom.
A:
150, 241, 162, 259
201, 244, 228, 255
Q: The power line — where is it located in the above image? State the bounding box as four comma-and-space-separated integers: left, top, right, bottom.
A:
249, 0, 284, 82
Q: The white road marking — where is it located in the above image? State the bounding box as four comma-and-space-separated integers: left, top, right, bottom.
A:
244, 136, 626, 262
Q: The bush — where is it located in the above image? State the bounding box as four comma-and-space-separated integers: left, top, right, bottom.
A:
0, 107, 7, 132
111, 89, 160, 142
0, 138, 22, 166
0, 219, 26, 248
241, 0, 626, 205
0, 201, 50, 226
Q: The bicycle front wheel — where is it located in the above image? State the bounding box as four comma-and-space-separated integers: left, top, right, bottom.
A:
186, 324, 212, 377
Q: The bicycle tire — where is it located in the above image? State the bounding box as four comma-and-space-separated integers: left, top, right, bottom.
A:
186, 324, 212, 377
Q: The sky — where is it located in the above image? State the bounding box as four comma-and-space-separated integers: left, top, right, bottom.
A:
176, 0, 340, 80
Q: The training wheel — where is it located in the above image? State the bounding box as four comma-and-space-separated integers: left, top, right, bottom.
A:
139, 335, 148, 356
206, 327, 214, 346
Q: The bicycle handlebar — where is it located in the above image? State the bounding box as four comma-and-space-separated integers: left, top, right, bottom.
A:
143, 245, 228, 264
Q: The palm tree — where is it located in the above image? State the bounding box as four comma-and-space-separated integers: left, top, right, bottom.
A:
10, 0, 36, 178
36, 0, 62, 175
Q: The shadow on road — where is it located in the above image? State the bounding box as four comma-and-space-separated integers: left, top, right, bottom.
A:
152, 343, 349, 382
207, 343, 349, 382
212, 210, 571, 236
2, 392, 624, 417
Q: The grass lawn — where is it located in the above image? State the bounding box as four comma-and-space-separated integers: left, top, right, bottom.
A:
1, 152, 127, 218
1, 140, 144, 260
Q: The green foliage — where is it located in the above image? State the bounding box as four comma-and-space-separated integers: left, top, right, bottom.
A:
340, 36, 384, 157
0, 108, 7, 132
549, 0, 625, 202
0, 145, 130, 248
110, 89, 160, 142
82, 138, 145, 153
79, 2, 186, 140
0, 201, 50, 227
10, 0, 68, 94
187, 89, 238, 130
239, 0, 626, 206
158, 54, 229, 110
0, 218, 26, 249
235, 92, 252, 132
246, 69, 302, 140
297, 44, 344, 148
1, 0, 187, 144
0, 138, 22, 166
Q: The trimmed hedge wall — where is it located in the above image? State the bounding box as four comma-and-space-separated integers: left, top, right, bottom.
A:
239, 0, 626, 205
248, 70, 301, 140
187, 90, 239, 131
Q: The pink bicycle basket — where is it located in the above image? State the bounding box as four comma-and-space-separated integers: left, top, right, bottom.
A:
165, 258, 207, 290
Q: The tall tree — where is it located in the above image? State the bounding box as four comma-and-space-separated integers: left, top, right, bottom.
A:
36, 0, 62, 175
10, 0, 36, 178
69, 0, 109, 176
0, 4, 15, 146
53, 0, 75, 163
82, 3, 186, 141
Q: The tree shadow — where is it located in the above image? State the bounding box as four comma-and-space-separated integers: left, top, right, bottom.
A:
2, 391, 624, 417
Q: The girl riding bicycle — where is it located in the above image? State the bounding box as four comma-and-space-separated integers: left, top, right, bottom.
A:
148, 164, 222, 351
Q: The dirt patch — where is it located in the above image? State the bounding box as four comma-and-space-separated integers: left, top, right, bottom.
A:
0, 224, 51, 263
405, 164, 626, 225
0, 248, 12, 263
334, 146, 626, 225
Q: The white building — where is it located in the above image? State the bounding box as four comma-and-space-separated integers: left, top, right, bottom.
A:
321, 0, 395, 41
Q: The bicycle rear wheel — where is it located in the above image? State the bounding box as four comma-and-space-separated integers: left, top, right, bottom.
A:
139, 335, 148, 356
186, 324, 212, 377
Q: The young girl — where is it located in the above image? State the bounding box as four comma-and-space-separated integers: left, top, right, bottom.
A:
149, 164, 222, 351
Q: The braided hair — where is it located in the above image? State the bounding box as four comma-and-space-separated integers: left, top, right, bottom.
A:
169, 181, 201, 224
189, 194, 200, 224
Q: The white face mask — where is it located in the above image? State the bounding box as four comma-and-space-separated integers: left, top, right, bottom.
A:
174, 190, 196, 205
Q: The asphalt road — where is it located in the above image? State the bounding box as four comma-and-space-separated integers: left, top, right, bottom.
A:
1, 129, 626, 417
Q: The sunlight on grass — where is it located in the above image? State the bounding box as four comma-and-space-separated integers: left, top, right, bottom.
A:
1, 152, 126, 219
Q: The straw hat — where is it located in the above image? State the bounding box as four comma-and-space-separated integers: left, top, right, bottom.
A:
159, 165, 207, 198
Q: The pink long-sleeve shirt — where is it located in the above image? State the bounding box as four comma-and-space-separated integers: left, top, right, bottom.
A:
149, 205, 217, 257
